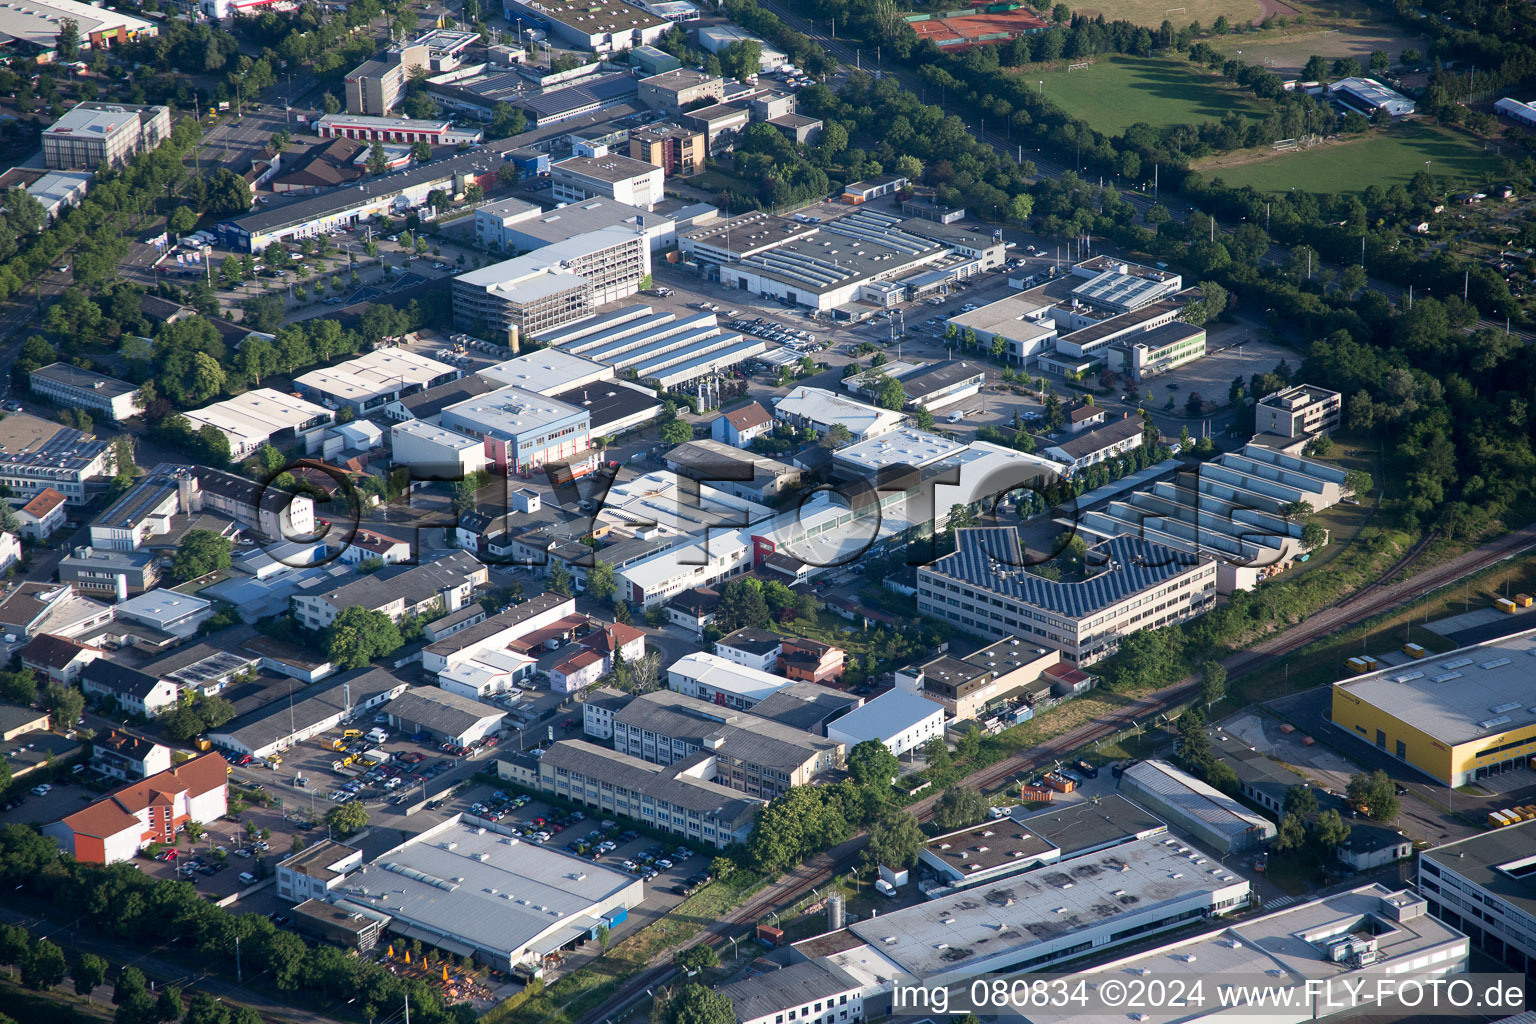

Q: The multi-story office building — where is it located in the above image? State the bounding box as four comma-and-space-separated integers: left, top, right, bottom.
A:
437, 385, 592, 476
530, 739, 763, 848
58, 546, 159, 598
344, 38, 429, 115
43, 753, 228, 864
609, 690, 843, 799
1257, 383, 1343, 439
275, 839, 364, 903
917, 528, 1218, 664
0, 414, 116, 505
637, 68, 725, 114
28, 363, 140, 421
294, 349, 458, 416
551, 155, 664, 211
291, 551, 486, 630
1419, 822, 1536, 972
42, 102, 170, 170
628, 121, 705, 177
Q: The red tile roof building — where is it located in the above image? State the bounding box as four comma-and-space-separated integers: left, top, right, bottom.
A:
778, 637, 845, 684
43, 752, 229, 864
16, 487, 68, 541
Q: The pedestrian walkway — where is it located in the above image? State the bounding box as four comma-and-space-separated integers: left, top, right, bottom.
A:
1264, 895, 1296, 910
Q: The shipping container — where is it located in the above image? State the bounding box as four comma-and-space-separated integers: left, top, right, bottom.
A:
1496, 597, 1518, 614
602, 907, 628, 928
756, 923, 784, 946
1518, 593, 1535, 608
1018, 784, 1054, 802
1403, 643, 1427, 659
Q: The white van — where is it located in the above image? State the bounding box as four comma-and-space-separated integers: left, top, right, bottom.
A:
365, 727, 388, 744
238, 872, 258, 885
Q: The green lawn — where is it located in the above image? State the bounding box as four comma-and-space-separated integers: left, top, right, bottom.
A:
1202, 122, 1504, 194
1030, 56, 1271, 135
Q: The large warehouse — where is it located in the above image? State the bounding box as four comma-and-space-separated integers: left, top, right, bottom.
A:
1117, 759, 1276, 854
1331, 627, 1536, 786
328, 818, 642, 969
381, 687, 506, 746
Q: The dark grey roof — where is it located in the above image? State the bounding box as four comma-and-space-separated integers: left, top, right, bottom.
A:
81, 659, 162, 699
31, 363, 138, 399
717, 961, 862, 1021
1119, 320, 1204, 349
613, 690, 839, 771
715, 627, 781, 658
384, 687, 505, 735
1049, 416, 1146, 461
925, 528, 1198, 621
894, 359, 985, 401
522, 73, 638, 120
0, 700, 48, 735
1422, 821, 1536, 919
665, 587, 719, 615
422, 593, 573, 655
394, 375, 498, 420
19, 633, 97, 670
209, 668, 406, 750
313, 551, 483, 611
540, 739, 760, 823
1018, 793, 1166, 857
550, 381, 660, 435
748, 681, 861, 732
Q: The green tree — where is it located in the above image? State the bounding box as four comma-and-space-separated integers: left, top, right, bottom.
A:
1313, 808, 1351, 851
169, 207, 198, 235
367, 141, 388, 176
171, 529, 233, 582
820, 423, 853, 449
586, 561, 616, 602
22, 938, 67, 991
1274, 813, 1307, 851
72, 953, 108, 997
182, 993, 229, 1024
924, 736, 951, 772
0, 668, 37, 705
1283, 785, 1318, 818
548, 563, 574, 597
660, 419, 693, 446
874, 375, 906, 411
661, 984, 734, 1024
55, 18, 80, 60
321, 92, 341, 114
864, 809, 924, 870
326, 606, 404, 669
674, 944, 719, 972
324, 800, 369, 838
930, 786, 986, 831
846, 739, 900, 789
155, 985, 183, 1023
1199, 659, 1226, 707
1301, 521, 1327, 549
1345, 770, 1400, 821
717, 578, 769, 630
45, 684, 85, 730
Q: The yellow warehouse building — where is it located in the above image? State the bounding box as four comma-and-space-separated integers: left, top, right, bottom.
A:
1331, 628, 1536, 787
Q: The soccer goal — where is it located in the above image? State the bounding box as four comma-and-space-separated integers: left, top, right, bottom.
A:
1068, 60, 1095, 71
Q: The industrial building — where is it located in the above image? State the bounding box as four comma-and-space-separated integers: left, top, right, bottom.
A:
328, 818, 643, 968
1117, 758, 1277, 854
1024, 886, 1467, 1024
665, 440, 801, 503
895, 638, 1073, 721
28, 363, 140, 422
474, 196, 676, 253
437, 385, 592, 476
1331, 627, 1536, 787
0, 167, 93, 223
916, 528, 1218, 664
717, 209, 950, 311
1420, 821, 1536, 972
1049, 296, 1186, 362
666, 651, 794, 710
502, 0, 667, 51
452, 227, 649, 337
180, 389, 333, 460
291, 551, 486, 630
616, 531, 753, 608
637, 68, 725, 115
480, 349, 615, 396
1496, 96, 1536, 127
207, 668, 409, 759
1042, 414, 1146, 475
679, 211, 817, 265
1068, 256, 1184, 313
695, 24, 785, 68
824, 689, 944, 757
420, 593, 577, 681
1329, 76, 1416, 117
43, 102, 170, 172
519, 73, 640, 128
547, 306, 766, 390
716, 962, 863, 1024
294, 349, 459, 415
315, 113, 482, 145
607, 689, 844, 798
0, 0, 155, 53
945, 293, 1058, 366
389, 419, 489, 477
551, 154, 664, 210
774, 386, 907, 440
1105, 320, 1206, 381
381, 687, 505, 746
830, 427, 967, 476
531, 739, 763, 847
836, 834, 1249, 983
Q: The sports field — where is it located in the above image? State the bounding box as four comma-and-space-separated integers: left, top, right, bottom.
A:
1032, 56, 1272, 136
1198, 122, 1504, 194
1072, 0, 1260, 30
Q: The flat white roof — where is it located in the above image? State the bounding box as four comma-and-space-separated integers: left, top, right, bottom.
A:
1335, 626, 1536, 747
182, 389, 331, 450
774, 386, 906, 438
845, 835, 1244, 977
826, 689, 942, 742
332, 819, 636, 962
947, 293, 1055, 339
114, 588, 212, 625
832, 427, 966, 471
479, 350, 614, 394
598, 470, 770, 537
15, 5, 154, 49
315, 113, 451, 131
441, 385, 586, 440
296, 350, 456, 403
667, 650, 794, 703
390, 418, 483, 452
